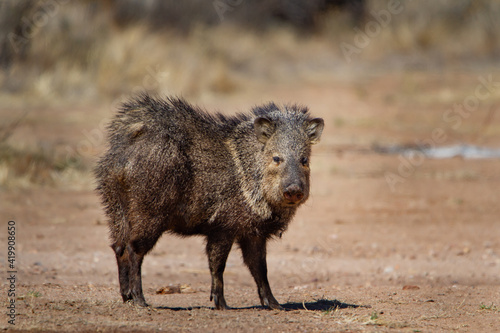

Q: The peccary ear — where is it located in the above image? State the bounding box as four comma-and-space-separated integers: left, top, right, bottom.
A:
254, 117, 276, 143
306, 118, 324, 144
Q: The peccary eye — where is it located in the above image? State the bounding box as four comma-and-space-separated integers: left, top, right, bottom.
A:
301, 157, 308, 166
273, 156, 281, 164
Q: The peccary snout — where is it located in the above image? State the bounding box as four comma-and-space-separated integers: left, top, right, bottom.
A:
283, 184, 304, 204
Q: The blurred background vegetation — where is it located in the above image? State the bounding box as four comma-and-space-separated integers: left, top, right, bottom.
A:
1, 0, 500, 189
1, 0, 499, 104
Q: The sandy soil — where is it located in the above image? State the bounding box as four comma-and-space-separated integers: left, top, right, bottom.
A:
1, 68, 500, 332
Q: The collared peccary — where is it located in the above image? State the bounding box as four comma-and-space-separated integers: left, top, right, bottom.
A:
95, 94, 324, 310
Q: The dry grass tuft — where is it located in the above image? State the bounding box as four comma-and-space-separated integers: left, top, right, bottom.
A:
0, 117, 87, 189
0, 142, 86, 189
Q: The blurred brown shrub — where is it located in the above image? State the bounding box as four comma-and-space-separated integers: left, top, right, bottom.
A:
0, 0, 499, 102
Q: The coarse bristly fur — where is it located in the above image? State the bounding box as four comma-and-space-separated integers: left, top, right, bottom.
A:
94, 93, 324, 310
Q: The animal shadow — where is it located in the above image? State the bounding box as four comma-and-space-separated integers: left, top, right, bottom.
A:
282, 299, 362, 311
154, 299, 362, 312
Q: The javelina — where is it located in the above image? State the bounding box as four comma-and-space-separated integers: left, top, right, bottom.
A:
95, 94, 324, 310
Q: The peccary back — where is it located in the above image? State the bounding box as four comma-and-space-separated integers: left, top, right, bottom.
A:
95, 94, 324, 309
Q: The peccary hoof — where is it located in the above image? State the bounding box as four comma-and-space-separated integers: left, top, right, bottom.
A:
135, 300, 149, 308
267, 303, 284, 311
211, 294, 229, 310
125, 298, 149, 307
215, 304, 230, 310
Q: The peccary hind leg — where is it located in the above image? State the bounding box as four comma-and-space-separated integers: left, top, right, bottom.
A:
114, 235, 160, 307
239, 236, 283, 310
112, 243, 133, 302
206, 237, 234, 310
127, 242, 147, 307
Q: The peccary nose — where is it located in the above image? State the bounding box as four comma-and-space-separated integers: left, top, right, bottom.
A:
283, 184, 304, 204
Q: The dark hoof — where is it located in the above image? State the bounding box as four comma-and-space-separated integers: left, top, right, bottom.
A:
267, 303, 284, 310
124, 298, 149, 307
262, 297, 283, 310
121, 294, 133, 303
211, 294, 229, 310
134, 299, 149, 307
215, 304, 230, 310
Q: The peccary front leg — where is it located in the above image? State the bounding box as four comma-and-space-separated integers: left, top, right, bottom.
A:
239, 236, 283, 310
206, 237, 234, 310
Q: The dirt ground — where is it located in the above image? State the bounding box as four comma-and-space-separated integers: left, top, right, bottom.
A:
1, 67, 500, 332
